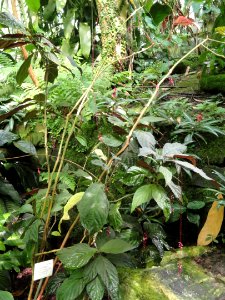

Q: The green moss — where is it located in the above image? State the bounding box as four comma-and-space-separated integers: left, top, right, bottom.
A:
200, 74, 225, 93
119, 268, 169, 300
194, 135, 225, 165
160, 246, 212, 266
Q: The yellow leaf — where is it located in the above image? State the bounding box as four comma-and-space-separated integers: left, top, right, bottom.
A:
197, 201, 224, 246
58, 192, 84, 233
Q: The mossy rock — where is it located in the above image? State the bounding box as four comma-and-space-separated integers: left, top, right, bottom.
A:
119, 247, 225, 300
194, 135, 225, 165
200, 74, 225, 93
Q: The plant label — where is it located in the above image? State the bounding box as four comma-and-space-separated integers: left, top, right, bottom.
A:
33, 259, 54, 281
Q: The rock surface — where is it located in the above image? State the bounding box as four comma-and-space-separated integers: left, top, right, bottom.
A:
119, 247, 225, 300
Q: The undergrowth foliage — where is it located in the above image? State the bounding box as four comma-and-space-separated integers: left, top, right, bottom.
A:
0, 2, 225, 300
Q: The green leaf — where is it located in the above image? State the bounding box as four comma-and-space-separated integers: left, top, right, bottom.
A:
150, 3, 172, 25
16, 54, 33, 85
56, 273, 85, 300
77, 183, 109, 234
0, 130, 18, 146
23, 219, 43, 243
43, 0, 56, 20
187, 201, 205, 210
56, 0, 67, 13
0, 241, 5, 251
86, 276, 105, 300
140, 116, 165, 125
134, 130, 156, 149
159, 166, 172, 186
64, 8, 76, 39
99, 239, 135, 254
131, 184, 153, 212
0, 270, 11, 291
57, 243, 97, 269
79, 22, 91, 59
101, 134, 123, 147
13, 140, 36, 155
144, 0, 153, 12
44, 61, 58, 83
152, 185, 169, 210
74, 169, 92, 181
25, 0, 40, 13
168, 181, 182, 199
0, 291, 14, 300
94, 256, 119, 300
162, 142, 187, 157
108, 116, 126, 127
187, 212, 200, 226
173, 160, 212, 181
76, 135, 87, 147
58, 192, 84, 233
108, 203, 123, 231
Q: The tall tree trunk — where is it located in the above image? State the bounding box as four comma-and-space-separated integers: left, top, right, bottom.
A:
96, 0, 128, 70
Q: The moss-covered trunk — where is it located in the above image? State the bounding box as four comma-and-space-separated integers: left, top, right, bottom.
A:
96, 0, 128, 70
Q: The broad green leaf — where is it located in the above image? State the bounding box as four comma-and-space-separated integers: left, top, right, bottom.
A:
0, 241, 5, 251
101, 134, 123, 147
0, 270, 11, 291
140, 116, 165, 125
131, 184, 153, 212
187, 212, 200, 226
74, 169, 92, 181
0, 291, 14, 300
86, 276, 105, 300
16, 54, 33, 85
79, 22, 91, 59
144, 0, 153, 12
45, 52, 60, 65
0, 181, 20, 203
162, 142, 187, 157
159, 166, 172, 186
173, 160, 212, 181
152, 185, 169, 210
94, 256, 119, 300
56, 0, 67, 13
134, 130, 156, 149
57, 243, 97, 269
56, 274, 85, 300
197, 201, 224, 246
168, 181, 182, 199
76, 135, 87, 147
13, 140, 36, 155
58, 192, 84, 233
99, 239, 135, 254
77, 183, 109, 234
150, 3, 172, 25
108, 116, 126, 127
44, 61, 58, 83
0, 130, 17, 146
43, 0, 56, 20
23, 219, 43, 243
64, 8, 76, 39
108, 203, 123, 230
187, 201, 205, 210
25, 0, 40, 13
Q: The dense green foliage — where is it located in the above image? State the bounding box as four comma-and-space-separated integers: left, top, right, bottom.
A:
0, 0, 225, 299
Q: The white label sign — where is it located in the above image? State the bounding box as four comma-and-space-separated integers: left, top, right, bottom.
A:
33, 259, 54, 281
